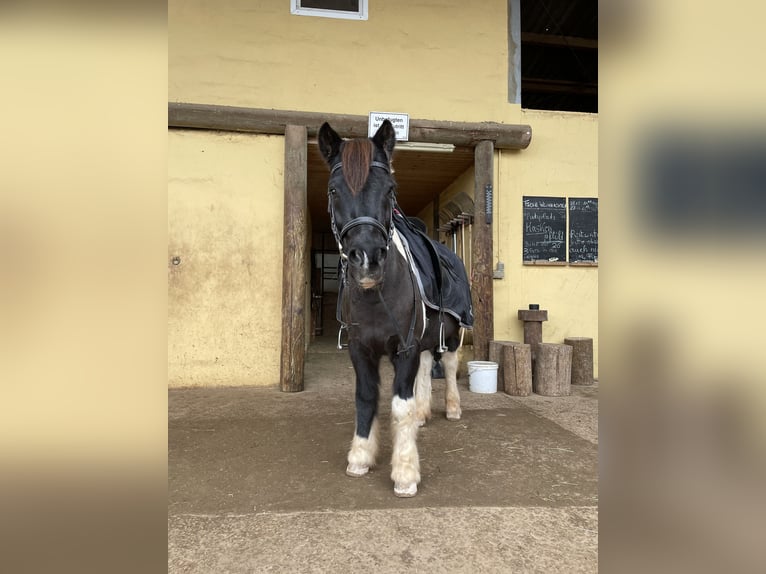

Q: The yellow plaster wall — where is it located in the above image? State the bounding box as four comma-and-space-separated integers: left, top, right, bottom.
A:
169, 0, 520, 124
495, 110, 599, 376
168, 130, 285, 387
418, 110, 599, 377
168, 2, 598, 384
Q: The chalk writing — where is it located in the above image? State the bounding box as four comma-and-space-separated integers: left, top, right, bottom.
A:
568, 198, 598, 263
523, 196, 567, 262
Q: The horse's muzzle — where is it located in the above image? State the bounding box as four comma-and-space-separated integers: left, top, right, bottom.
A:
357, 277, 381, 290
346, 245, 386, 290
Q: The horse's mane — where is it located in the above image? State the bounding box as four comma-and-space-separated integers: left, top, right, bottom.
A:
340, 139, 373, 196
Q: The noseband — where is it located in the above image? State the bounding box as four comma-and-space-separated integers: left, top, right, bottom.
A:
328, 160, 395, 258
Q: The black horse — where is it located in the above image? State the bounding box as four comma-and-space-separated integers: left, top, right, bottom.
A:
318, 120, 472, 497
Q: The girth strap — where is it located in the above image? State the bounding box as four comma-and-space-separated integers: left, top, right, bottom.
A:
376, 287, 418, 357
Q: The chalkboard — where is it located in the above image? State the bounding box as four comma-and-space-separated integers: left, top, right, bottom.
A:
523, 196, 567, 263
568, 198, 598, 263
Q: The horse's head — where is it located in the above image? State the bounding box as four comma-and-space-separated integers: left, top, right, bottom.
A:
318, 120, 397, 290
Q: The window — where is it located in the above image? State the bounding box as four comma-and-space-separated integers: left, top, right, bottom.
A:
511, 0, 598, 113
291, 0, 368, 21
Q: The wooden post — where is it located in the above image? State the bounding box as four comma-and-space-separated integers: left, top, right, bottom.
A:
533, 343, 572, 396
280, 124, 308, 392
503, 343, 532, 396
472, 141, 494, 361
489, 340, 509, 391
565, 337, 594, 385
517, 308, 548, 363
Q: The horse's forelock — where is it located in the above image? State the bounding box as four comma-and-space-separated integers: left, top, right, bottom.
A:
340, 139, 374, 196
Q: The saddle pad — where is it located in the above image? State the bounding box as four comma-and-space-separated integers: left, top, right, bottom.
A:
393, 212, 474, 329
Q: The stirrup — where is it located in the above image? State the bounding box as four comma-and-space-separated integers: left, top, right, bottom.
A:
437, 322, 448, 353
337, 324, 349, 350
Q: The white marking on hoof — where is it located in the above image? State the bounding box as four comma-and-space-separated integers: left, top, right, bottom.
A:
394, 482, 418, 497
346, 463, 370, 477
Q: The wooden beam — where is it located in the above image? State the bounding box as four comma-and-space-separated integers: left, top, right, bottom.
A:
522, 77, 598, 96
471, 141, 494, 361
521, 32, 598, 50
168, 102, 532, 150
280, 124, 308, 392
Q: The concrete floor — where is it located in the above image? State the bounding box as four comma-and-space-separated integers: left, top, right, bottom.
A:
169, 338, 598, 573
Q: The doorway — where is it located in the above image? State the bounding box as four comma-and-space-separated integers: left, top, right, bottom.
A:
305, 140, 477, 347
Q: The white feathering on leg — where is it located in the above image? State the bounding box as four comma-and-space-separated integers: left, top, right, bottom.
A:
443, 351, 462, 421
346, 417, 379, 477
414, 351, 433, 426
390, 396, 420, 496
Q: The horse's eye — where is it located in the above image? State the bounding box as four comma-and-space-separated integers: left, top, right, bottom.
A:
329, 187, 337, 195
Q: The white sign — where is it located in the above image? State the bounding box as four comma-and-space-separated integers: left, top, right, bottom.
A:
368, 111, 410, 141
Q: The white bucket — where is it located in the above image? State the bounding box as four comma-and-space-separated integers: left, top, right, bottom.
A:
467, 361, 498, 393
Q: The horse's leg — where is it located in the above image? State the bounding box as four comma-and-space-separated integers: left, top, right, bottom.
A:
442, 350, 462, 421
346, 343, 380, 477
414, 350, 433, 427
390, 352, 421, 497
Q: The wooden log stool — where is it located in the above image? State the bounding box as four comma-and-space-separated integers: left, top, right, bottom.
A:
503, 343, 532, 396
564, 337, 594, 385
489, 340, 532, 396
533, 343, 572, 396
489, 340, 517, 393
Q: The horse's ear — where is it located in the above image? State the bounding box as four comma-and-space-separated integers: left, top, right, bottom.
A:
318, 122, 342, 166
372, 120, 396, 161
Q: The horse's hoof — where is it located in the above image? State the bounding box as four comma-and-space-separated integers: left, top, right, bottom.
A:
446, 410, 462, 421
346, 463, 369, 477
416, 412, 431, 427
394, 482, 418, 497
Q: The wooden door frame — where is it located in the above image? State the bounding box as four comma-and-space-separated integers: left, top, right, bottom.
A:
280, 124, 308, 391
168, 102, 532, 389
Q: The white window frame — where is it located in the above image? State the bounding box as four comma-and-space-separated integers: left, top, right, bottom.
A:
290, 0, 368, 21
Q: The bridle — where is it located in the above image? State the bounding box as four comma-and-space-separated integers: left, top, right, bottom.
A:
329, 156, 418, 356
327, 159, 395, 260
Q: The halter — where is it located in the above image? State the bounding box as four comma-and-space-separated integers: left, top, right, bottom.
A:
327, 160, 395, 259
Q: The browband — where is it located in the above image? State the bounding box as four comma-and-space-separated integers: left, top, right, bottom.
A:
330, 160, 390, 175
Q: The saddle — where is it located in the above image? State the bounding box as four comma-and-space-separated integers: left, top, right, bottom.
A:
392, 211, 473, 330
